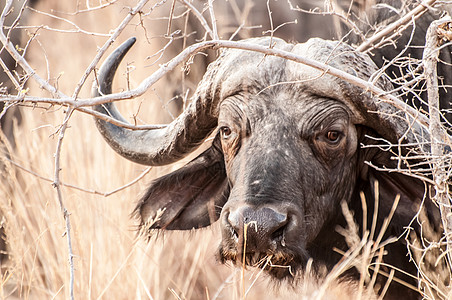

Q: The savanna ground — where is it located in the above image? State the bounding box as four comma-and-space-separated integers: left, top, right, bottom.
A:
0, 0, 451, 299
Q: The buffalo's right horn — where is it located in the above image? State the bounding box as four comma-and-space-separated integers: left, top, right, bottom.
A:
92, 37, 220, 166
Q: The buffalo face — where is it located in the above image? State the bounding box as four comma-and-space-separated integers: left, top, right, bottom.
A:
216, 92, 359, 277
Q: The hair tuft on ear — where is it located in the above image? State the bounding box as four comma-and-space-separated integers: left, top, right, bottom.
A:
133, 136, 229, 232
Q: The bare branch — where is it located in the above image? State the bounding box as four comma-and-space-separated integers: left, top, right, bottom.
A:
178, 0, 214, 40
55, 0, 120, 15
6, 156, 152, 197
0, 0, 66, 97
287, 0, 366, 42
423, 16, 452, 268
71, 0, 152, 100
357, 0, 439, 52
52, 108, 75, 300
26, 7, 111, 36
207, 0, 219, 40
1, 39, 433, 138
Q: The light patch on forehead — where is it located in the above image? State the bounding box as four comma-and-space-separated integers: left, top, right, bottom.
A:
263, 123, 278, 131
265, 144, 294, 158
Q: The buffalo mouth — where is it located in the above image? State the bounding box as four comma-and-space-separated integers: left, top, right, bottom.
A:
217, 243, 309, 279
217, 206, 309, 279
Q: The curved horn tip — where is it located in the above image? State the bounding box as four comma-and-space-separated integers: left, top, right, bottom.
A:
122, 37, 137, 49
103, 37, 137, 69
92, 37, 137, 97
107, 37, 137, 67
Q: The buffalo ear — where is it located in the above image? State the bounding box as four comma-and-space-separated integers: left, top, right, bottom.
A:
363, 167, 441, 236
357, 129, 438, 230
134, 136, 229, 231
367, 168, 425, 217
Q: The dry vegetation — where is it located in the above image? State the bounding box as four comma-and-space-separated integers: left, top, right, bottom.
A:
0, 0, 451, 299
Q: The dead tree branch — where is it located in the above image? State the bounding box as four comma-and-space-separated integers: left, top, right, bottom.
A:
357, 0, 439, 52
423, 15, 452, 269
1, 39, 434, 138
52, 107, 75, 300
71, 0, 152, 100
0, 0, 66, 98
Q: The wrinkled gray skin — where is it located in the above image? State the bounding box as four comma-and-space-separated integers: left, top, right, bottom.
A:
216, 78, 360, 267
93, 36, 440, 299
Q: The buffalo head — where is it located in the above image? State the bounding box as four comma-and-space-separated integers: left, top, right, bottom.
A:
93, 37, 435, 282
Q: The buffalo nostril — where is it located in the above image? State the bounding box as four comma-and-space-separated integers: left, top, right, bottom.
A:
271, 223, 287, 242
226, 206, 288, 250
230, 226, 239, 242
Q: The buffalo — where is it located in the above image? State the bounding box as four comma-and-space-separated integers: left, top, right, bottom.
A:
92, 4, 450, 300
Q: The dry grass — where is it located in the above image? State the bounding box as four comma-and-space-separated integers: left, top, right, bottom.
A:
0, 0, 450, 299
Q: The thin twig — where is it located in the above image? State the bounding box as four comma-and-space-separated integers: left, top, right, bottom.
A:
76, 106, 167, 130
56, 0, 120, 15
357, 0, 439, 52
0, 57, 20, 90
0, 0, 28, 91
0, 0, 66, 98
27, 7, 111, 37
178, 0, 214, 40
71, 0, 151, 100
287, 0, 366, 42
166, 0, 176, 36
52, 108, 76, 300
207, 0, 219, 40
5, 156, 152, 197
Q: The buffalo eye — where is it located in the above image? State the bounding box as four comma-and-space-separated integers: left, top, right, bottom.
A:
325, 130, 342, 143
220, 126, 233, 139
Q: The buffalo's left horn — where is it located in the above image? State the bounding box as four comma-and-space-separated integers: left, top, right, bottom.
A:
92, 37, 220, 166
